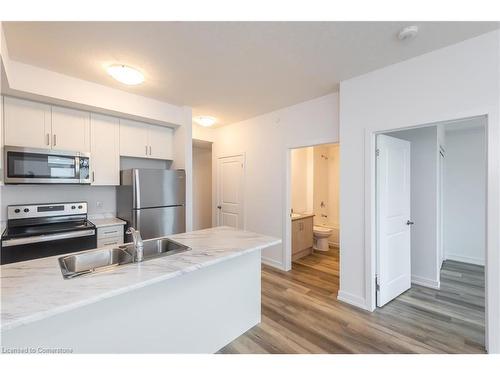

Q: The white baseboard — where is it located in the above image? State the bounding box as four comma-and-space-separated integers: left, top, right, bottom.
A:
261, 256, 286, 271
445, 254, 485, 266
337, 290, 369, 310
411, 275, 440, 290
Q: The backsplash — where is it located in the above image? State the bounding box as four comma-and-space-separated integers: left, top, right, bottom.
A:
0, 185, 117, 224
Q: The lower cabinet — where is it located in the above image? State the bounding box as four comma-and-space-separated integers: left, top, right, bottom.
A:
97, 225, 124, 248
292, 216, 313, 261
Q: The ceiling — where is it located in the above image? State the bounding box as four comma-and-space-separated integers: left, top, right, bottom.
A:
3, 21, 499, 126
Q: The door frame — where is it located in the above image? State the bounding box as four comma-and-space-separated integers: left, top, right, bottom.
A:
215, 153, 246, 229
284, 140, 340, 271
365, 112, 496, 352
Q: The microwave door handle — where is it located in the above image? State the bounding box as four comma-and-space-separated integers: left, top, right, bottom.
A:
75, 156, 81, 181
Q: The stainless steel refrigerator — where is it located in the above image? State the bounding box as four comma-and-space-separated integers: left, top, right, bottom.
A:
117, 169, 186, 241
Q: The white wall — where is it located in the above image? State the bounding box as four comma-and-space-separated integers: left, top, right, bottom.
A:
193, 144, 213, 230
444, 125, 486, 265
192, 124, 217, 143
313, 144, 339, 228
214, 93, 339, 269
339, 30, 500, 352
291, 147, 313, 214
386, 126, 440, 288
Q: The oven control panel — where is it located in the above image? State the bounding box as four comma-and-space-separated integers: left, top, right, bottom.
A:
7, 202, 88, 220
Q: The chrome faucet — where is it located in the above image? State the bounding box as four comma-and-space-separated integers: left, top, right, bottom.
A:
126, 227, 144, 262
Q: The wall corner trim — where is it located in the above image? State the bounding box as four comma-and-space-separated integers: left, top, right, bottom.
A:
411, 275, 441, 290
261, 256, 286, 271
337, 290, 370, 311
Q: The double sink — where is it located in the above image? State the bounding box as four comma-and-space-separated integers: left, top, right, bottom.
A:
58, 237, 190, 279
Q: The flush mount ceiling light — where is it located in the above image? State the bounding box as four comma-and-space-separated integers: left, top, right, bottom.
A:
106, 64, 144, 85
397, 25, 419, 41
194, 116, 217, 127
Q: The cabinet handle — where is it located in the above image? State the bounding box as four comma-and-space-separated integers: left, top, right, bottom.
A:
92, 171, 95, 183
149, 145, 152, 155
53, 134, 57, 147
46, 133, 50, 146
145, 145, 148, 156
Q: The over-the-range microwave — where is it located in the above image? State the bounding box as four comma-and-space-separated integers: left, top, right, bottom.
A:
3, 146, 91, 184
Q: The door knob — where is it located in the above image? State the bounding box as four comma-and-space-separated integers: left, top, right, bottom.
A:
217, 205, 222, 210
406, 220, 415, 226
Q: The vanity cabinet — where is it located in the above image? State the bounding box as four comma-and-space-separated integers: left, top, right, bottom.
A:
90, 113, 120, 185
3, 96, 90, 153
119, 119, 173, 160
292, 216, 314, 261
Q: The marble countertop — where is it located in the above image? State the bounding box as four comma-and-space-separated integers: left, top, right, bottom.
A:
0, 226, 281, 331
90, 217, 127, 228
291, 213, 315, 221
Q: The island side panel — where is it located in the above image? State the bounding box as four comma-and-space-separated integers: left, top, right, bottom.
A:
1, 250, 261, 353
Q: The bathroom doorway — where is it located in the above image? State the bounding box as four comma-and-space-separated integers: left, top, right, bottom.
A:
286, 143, 340, 290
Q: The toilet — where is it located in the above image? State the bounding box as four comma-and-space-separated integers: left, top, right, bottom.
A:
313, 226, 333, 251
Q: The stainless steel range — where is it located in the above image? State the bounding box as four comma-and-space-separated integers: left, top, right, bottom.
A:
1, 202, 97, 265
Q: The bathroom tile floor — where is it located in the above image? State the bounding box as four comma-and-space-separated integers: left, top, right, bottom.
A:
219, 247, 485, 353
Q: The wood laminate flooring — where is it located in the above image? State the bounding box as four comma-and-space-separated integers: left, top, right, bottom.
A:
219, 248, 485, 354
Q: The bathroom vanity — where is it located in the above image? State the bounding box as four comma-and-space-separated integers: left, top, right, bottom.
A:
291, 213, 314, 260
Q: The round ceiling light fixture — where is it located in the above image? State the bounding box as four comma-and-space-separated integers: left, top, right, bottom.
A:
397, 25, 419, 41
106, 64, 144, 85
194, 116, 217, 127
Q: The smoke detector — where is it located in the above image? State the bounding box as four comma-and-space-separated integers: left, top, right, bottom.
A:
397, 25, 419, 41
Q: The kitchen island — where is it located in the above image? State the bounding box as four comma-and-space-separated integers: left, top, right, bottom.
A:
0, 226, 280, 353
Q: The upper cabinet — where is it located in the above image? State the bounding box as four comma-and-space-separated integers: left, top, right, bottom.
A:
148, 124, 174, 160
119, 119, 150, 158
119, 119, 174, 160
4, 97, 51, 149
90, 113, 120, 186
51, 106, 90, 153
3, 97, 90, 153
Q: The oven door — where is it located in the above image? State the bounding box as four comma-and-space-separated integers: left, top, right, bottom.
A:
4, 146, 90, 184
1, 229, 97, 265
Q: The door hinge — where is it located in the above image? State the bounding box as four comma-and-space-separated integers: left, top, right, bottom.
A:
376, 275, 380, 291
375, 149, 380, 157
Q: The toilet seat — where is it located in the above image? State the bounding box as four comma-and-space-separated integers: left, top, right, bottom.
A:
313, 226, 333, 235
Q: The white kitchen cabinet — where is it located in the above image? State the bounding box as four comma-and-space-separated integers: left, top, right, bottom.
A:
119, 119, 150, 158
148, 125, 174, 160
119, 119, 174, 160
51, 106, 90, 153
90, 113, 120, 185
3, 97, 51, 149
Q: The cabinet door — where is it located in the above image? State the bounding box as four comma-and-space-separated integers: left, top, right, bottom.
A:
51, 106, 90, 152
291, 220, 301, 255
148, 125, 174, 160
4, 97, 51, 149
90, 113, 120, 185
119, 119, 149, 158
302, 217, 314, 249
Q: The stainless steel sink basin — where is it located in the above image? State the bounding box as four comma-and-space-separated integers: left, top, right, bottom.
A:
120, 237, 190, 260
59, 237, 190, 279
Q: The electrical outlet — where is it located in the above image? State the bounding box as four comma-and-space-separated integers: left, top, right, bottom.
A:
96, 201, 103, 209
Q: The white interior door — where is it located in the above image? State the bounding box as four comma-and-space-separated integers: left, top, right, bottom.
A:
376, 134, 412, 307
217, 155, 244, 229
